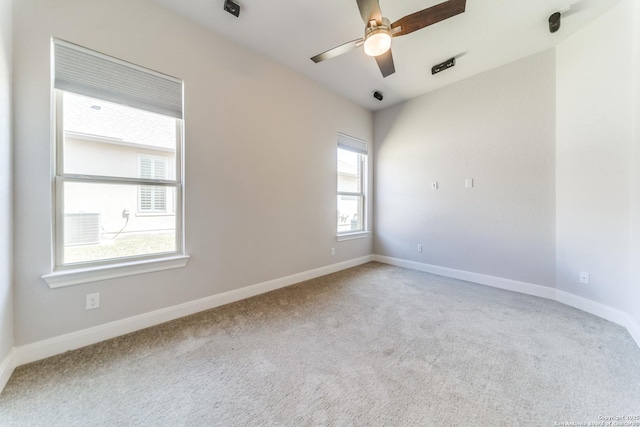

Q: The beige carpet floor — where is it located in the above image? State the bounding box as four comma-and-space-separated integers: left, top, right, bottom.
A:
1, 262, 639, 426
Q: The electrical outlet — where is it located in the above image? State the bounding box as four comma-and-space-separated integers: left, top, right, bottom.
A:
330, 247, 335, 256
417, 244, 422, 253
86, 293, 100, 310
465, 178, 474, 188
579, 271, 590, 284
431, 182, 438, 190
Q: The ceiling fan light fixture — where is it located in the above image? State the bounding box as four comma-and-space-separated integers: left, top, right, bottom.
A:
364, 18, 392, 57
364, 31, 391, 56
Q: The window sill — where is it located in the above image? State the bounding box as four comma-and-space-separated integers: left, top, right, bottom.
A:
42, 255, 190, 288
336, 231, 370, 242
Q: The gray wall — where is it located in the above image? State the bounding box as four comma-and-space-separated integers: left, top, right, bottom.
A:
12, 0, 372, 345
556, 0, 635, 314
373, 50, 557, 287
0, 0, 13, 362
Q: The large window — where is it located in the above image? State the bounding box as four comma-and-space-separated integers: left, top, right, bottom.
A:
337, 134, 367, 235
50, 39, 184, 271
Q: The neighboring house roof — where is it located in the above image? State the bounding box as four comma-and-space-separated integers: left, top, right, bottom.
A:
338, 159, 357, 176
63, 92, 176, 151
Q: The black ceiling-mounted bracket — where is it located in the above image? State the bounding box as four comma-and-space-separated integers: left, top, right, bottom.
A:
548, 12, 561, 33
431, 57, 456, 75
224, 0, 240, 17
549, 6, 570, 33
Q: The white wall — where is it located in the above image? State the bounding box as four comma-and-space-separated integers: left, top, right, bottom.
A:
0, 0, 14, 368
373, 50, 557, 287
12, 0, 372, 346
556, 0, 635, 313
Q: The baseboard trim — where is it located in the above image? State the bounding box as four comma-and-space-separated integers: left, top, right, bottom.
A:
373, 255, 640, 349
0, 348, 16, 393
372, 255, 557, 299
15, 255, 373, 367
554, 289, 629, 326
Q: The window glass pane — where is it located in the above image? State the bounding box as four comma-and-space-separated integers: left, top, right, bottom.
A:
63, 181, 176, 264
337, 148, 361, 193
62, 92, 177, 180
337, 194, 363, 233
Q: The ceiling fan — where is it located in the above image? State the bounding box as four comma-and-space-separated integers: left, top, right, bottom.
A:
310, 0, 466, 78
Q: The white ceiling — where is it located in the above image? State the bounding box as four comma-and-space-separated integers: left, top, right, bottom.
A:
151, 0, 622, 111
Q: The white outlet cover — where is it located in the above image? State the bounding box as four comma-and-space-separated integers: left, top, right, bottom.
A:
431, 182, 438, 190
579, 272, 590, 284
86, 292, 100, 310
465, 179, 474, 188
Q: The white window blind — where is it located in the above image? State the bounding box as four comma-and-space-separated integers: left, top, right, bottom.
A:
337, 133, 367, 155
53, 39, 183, 119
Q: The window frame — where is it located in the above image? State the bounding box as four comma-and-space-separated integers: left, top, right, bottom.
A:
43, 39, 189, 287
336, 134, 369, 240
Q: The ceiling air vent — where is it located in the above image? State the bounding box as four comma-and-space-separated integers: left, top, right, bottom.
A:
431, 57, 456, 75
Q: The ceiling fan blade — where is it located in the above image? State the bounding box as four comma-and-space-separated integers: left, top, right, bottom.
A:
375, 49, 395, 78
356, 0, 383, 25
310, 38, 364, 63
391, 0, 466, 37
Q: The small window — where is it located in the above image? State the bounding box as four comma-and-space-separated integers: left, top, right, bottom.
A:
52, 39, 184, 268
337, 134, 367, 235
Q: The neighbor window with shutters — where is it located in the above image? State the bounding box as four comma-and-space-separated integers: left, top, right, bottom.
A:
43, 39, 188, 287
337, 133, 368, 238
139, 155, 168, 212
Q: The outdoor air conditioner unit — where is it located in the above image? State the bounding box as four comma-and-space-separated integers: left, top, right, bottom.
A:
64, 213, 101, 245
